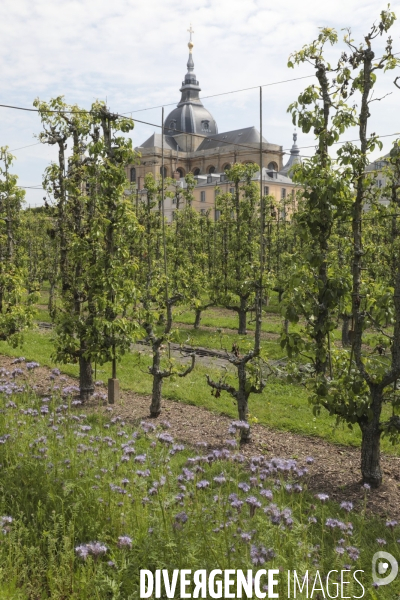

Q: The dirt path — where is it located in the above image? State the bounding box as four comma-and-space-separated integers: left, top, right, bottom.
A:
174, 320, 281, 341
1, 355, 399, 520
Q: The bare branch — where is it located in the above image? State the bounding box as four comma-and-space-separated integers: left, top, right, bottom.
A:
205, 374, 238, 399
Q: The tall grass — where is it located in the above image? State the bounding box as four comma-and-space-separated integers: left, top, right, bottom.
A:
0, 363, 398, 598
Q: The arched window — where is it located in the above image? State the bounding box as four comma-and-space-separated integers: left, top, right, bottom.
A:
223, 163, 231, 172
201, 120, 210, 132
176, 167, 185, 178
160, 166, 167, 178
130, 167, 136, 183
169, 119, 176, 131
268, 161, 278, 171
208, 166, 215, 174
193, 168, 201, 176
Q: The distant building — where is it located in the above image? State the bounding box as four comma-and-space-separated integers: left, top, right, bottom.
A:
126, 29, 301, 220
365, 154, 390, 207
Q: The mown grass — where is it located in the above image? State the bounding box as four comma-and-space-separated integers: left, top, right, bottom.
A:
0, 381, 398, 598
1, 329, 400, 456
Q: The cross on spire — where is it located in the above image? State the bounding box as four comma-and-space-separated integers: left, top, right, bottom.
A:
188, 24, 194, 42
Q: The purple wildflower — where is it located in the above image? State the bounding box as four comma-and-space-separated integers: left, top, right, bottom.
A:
196, 480, 210, 489
250, 545, 275, 566
386, 520, 398, 529
213, 474, 226, 485
260, 489, 273, 499
158, 432, 174, 445
315, 493, 329, 503
238, 482, 250, 493
26, 362, 40, 370
117, 536, 132, 549
175, 511, 188, 524
376, 538, 387, 546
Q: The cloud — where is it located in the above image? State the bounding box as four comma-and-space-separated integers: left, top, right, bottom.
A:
0, 0, 398, 204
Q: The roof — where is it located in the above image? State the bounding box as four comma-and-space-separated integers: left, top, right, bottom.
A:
164, 103, 217, 137
366, 153, 390, 172
136, 133, 179, 151
162, 45, 218, 136
280, 132, 301, 177
256, 167, 294, 185
196, 127, 268, 151
184, 168, 294, 188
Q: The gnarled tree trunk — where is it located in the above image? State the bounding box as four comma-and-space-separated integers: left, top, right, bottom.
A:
341, 314, 351, 347
237, 361, 251, 443
359, 386, 383, 487
194, 307, 202, 329
79, 351, 94, 402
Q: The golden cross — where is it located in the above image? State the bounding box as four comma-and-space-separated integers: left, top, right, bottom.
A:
187, 24, 194, 42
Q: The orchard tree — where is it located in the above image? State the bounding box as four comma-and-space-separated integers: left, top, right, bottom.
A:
285, 9, 400, 486
206, 165, 270, 443
0, 148, 37, 346
35, 98, 140, 401
283, 27, 355, 375
168, 174, 214, 329
135, 173, 195, 417
212, 163, 260, 335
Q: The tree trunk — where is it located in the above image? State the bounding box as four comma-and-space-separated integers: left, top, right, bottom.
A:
238, 297, 248, 335
283, 318, 289, 335
341, 314, 351, 347
150, 374, 163, 417
48, 281, 56, 317
237, 362, 250, 443
360, 387, 383, 487
79, 352, 94, 402
150, 342, 163, 416
165, 303, 173, 334
194, 307, 202, 329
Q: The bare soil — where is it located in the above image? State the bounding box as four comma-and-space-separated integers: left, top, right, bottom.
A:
1, 355, 399, 521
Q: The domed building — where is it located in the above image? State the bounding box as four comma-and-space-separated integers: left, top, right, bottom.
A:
127, 30, 300, 219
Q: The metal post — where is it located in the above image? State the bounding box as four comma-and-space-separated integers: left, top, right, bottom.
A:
259, 86, 264, 290
161, 107, 169, 304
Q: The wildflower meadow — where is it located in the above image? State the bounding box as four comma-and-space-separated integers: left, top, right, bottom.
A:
0, 361, 398, 598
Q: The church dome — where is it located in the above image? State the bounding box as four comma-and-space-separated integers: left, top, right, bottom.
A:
164, 38, 218, 136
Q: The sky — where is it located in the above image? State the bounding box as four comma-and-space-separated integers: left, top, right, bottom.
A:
1, 0, 400, 206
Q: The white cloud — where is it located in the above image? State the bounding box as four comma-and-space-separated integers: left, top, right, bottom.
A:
0, 0, 399, 204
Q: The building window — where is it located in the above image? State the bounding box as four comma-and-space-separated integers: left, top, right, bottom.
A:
223, 163, 231, 172
201, 120, 210, 132
208, 166, 215, 174
200, 209, 206, 215
169, 120, 176, 131
215, 209, 221, 221
200, 191, 206, 202
377, 179, 383, 188
176, 167, 185, 178
268, 161, 278, 171
229, 187, 235, 195
281, 188, 286, 199
193, 168, 200, 176
130, 167, 136, 183
160, 166, 167, 178
207, 175, 212, 183
264, 186, 269, 195
172, 197, 176, 205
